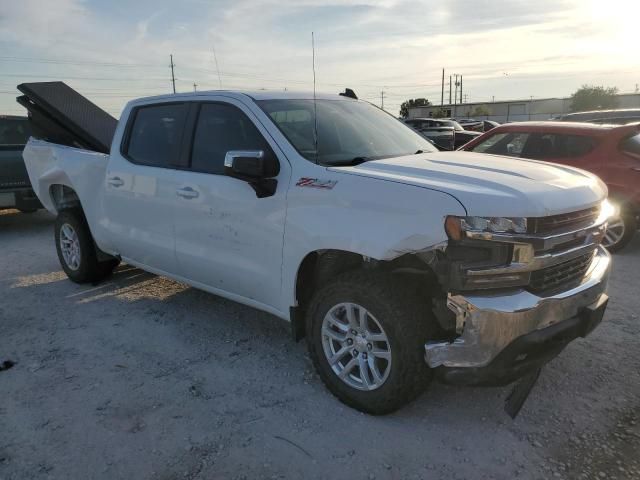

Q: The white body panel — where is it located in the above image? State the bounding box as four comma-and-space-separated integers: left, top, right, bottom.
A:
22, 91, 608, 321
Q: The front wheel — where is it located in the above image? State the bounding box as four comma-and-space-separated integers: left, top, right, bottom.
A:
55, 209, 120, 283
603, 208, 637, 253
306, 271, 432, 414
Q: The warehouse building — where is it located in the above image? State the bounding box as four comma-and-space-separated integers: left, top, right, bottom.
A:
407, 93, 640, 123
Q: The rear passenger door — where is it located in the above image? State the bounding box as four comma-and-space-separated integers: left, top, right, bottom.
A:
102, 102, 189, 274
173, 98, 290, 309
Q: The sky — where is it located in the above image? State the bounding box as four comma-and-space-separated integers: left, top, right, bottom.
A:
1, 0, 639, 117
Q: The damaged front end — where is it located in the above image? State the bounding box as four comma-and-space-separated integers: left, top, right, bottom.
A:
421, 205, 612, 386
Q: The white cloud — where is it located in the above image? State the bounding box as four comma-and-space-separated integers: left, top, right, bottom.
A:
1, 0, 638, 116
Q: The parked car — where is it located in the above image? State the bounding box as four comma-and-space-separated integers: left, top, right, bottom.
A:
441, 119, 483, 147
456, 119, 500, 133
461, 121, 640, 251
21, 82, 612, 415
405, 118, 481, 149
483, 120, 500, 132
0, 115, 42, 212
403, 118, 455, 150
455, 118, 484, 132
556, 109, 640, 125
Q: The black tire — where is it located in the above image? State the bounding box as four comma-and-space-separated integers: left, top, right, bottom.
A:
54, 209, 120, 283
604, 208, 637, 253
306, 270, 433, 415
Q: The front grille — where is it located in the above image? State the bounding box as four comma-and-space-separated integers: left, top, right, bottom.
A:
529, 251, 595, 293
528, 206, 600, 235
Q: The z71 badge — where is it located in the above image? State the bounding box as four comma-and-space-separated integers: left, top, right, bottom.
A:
296, 177, 338, 189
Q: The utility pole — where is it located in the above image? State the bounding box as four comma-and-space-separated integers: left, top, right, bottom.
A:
193, 83, 197, 92
459, 75, 463, 104
170, 54, 176, 94
454, 75, 458, 107
441, 68, 445, 106
380, 91, 385, 110
449, 75, 452, 105
464, 94, 468, 103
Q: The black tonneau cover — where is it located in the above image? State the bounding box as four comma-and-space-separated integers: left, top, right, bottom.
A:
17, 81, 117, 154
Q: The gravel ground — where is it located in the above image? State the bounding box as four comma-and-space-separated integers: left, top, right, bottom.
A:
1, 209, 639, 480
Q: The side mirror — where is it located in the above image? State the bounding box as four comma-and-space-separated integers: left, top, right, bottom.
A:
223, 150, 279, 198
224, 150, 264, 179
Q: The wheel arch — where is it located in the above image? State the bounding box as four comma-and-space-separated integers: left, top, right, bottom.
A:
290, 247, 443, 342
49, 184, 83, 213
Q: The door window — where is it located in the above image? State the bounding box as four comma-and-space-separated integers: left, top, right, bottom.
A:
125, 103, 187, 167
470, 132, 529, 157
190, 103, 272, 174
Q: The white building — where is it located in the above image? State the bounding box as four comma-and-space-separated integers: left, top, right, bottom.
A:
407, 93, 640, 123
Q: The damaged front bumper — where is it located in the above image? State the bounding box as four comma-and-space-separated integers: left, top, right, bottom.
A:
425, 245, 611, 385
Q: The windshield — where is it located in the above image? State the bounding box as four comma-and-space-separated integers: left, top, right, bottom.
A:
257, 99, 437, 166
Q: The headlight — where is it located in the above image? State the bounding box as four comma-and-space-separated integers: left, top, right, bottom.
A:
445, 215, 527, 240
598, 198, 618, 223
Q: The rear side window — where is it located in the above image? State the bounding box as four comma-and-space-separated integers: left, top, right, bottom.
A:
125, 103, 187, 167
522, 134, 595, 159
470, 132, 595, 159
0, 118, 31, 145
620, 133, 640, 159
190, 103, 272, 175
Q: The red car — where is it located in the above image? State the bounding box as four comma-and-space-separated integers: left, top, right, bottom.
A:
461, 121, 640, 251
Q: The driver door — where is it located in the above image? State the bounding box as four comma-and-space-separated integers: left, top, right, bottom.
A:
173, 99, 290, 309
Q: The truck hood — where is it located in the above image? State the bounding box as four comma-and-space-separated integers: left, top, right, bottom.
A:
330, 151, 607, 217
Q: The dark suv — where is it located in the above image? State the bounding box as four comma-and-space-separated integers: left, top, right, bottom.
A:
0, 115, 42, 213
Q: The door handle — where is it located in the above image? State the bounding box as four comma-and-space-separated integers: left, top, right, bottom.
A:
107, 176, 124, 187
176, 186, 199, 199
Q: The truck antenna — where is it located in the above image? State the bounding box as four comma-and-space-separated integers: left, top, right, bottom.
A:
212, 42, 223, 89
312, 31, 319, 165
170, 54, 176, 94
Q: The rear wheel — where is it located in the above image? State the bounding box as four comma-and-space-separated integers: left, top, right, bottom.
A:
603, 208, 637, 253
55, 209, 120, 283
306, 270, 433, 414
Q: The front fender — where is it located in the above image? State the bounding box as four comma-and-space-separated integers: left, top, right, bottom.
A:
280, 173, 466, 312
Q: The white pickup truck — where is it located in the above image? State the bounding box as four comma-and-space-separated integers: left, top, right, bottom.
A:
21, 84, 613, 415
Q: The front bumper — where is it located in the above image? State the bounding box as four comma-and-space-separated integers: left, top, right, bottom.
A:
425, 245, 611, 384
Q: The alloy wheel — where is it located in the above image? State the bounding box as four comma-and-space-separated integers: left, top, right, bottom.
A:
603, 216, 626, 248
59, 223, 81, 271
321, 302, 392, 391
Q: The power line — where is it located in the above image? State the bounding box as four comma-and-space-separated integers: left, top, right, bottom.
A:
2, 73, 170, 82
0, 55, 162, 68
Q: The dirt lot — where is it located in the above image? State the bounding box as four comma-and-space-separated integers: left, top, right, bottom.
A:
1, 209, 639, 480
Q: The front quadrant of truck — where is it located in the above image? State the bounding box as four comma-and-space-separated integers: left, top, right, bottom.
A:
20, 83, 612, 415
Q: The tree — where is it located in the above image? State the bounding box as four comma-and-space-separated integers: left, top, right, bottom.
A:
431, 108, 448, 118
570, 85, 618, 112
400, 98, 430, 118
469, 105, 491, 117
